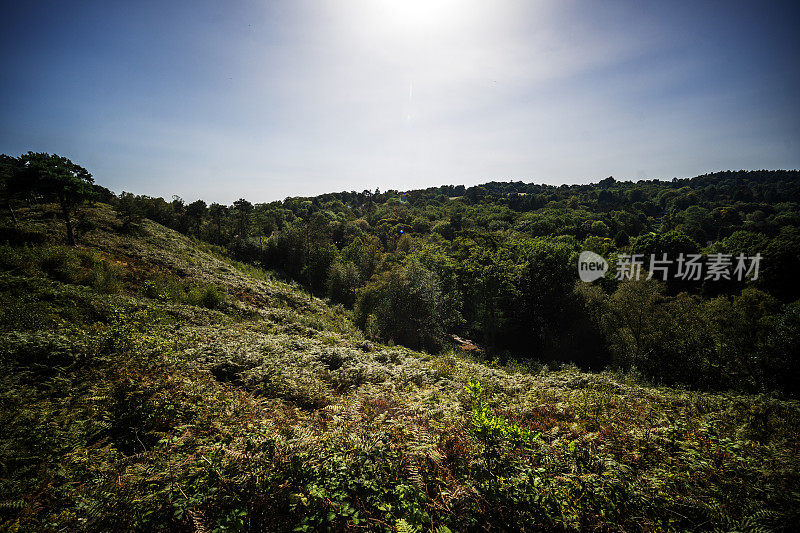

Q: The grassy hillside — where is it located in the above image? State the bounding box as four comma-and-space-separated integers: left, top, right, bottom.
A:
1, 203, 799, 532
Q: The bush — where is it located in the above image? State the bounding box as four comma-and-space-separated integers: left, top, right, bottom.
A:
0, 224, 50, 246
88, 259, 123, 294
187, 284, 227, 310
139, 279, 162, 299
0, 331, 82, 373
37, 246, 82, 283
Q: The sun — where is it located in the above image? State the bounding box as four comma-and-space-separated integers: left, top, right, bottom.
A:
362, 0, 469, 37
339, 0, 488, 46
375, 0, 459, 31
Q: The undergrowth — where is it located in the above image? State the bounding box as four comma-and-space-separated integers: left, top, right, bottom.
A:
1, 205, 799, 531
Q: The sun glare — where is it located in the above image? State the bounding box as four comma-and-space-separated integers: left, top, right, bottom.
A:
360, 0, 475, 37
376, 0, 459, 30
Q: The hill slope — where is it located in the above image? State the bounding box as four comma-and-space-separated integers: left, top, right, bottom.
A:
1, 204, 799, 531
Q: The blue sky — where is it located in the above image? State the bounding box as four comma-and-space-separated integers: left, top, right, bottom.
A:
1, 0, 798, 204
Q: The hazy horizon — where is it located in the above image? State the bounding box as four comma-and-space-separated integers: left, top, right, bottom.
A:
2, 0, 799, 204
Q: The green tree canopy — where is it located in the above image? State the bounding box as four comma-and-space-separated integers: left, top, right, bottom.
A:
354, 262, 447, 352
16, 152, 95, 245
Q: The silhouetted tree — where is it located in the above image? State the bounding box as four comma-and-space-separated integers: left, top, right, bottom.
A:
16, 152, 95, 245
0, 154, 22, 223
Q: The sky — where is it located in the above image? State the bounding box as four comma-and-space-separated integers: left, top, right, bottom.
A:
1, 0, 799, 204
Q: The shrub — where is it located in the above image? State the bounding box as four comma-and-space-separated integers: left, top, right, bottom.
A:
139, 279, 161, 299
465, 379, 539, 447
0, 224, 49, 246
36, 246, 82, 283
187, 284, 227, 310
88, 259, 123, 294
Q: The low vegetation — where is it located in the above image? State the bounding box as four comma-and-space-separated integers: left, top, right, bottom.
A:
1, 202, 798, 531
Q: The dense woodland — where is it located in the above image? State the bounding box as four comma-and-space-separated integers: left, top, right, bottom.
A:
2, 153, 800, 531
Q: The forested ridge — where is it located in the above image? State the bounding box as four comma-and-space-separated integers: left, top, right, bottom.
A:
105, 167, 800, 396
1, 154, 799, 531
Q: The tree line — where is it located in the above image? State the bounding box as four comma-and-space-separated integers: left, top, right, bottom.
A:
2, 152, 799, 395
